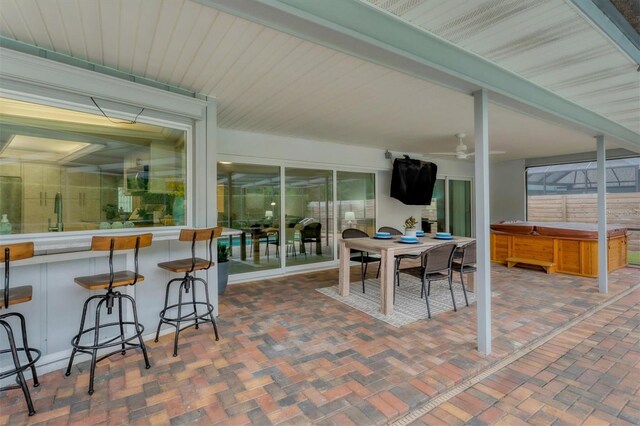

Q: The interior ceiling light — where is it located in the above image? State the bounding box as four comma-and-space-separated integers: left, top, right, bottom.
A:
219, 161, 233, 165
0, 135, 104, 164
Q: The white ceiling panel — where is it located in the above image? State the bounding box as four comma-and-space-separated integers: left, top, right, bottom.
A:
365, 0, 640, 134
0, 0, 631, 161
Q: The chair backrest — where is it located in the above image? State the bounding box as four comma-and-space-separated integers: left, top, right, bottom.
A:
378, 226, 402, 236
302, 222, 322, 239
342, 228, 368, 239
179, 227, 223, 272
179, 227, 222, 242
91, 233, 153, 290
91, 234, 153, 251
459, 240, 476, 265
1, 242, 34, 309
421, 243, 457, 275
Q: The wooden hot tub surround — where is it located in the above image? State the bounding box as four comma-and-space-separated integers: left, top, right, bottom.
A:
490, 222, 628, 277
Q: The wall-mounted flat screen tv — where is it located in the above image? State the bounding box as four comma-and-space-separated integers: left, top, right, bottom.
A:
390, 157, 437, 205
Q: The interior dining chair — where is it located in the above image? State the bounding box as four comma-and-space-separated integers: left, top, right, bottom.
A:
301, 222, 322, 257
341, 228, 381, 293
400, 242, 457, 318
451, 240, 474, 307
378, 226, 421, 288
265, 229, 279, 259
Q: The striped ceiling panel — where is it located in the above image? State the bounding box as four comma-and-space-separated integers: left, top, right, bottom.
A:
0, 0, 625, 159
365, 0, 640, 134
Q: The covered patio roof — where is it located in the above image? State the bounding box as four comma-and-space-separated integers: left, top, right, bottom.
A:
1, 0, 638, 159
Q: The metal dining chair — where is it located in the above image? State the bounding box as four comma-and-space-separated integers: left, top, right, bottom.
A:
401, 242, 457, 318
451, 240, 474, 307
341, 228, 381, 293
378, 226, 421, 289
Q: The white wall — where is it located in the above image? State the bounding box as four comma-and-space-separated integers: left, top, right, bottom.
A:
218, 128, 474, 230
490, 159, 526, 223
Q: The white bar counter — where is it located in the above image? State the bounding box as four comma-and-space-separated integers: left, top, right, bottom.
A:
0, 227, 239, 376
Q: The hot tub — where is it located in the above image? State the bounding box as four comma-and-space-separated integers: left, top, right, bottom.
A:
490, 222, 628, 277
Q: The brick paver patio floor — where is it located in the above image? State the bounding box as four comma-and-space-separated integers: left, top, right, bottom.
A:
409, 281, 640, 426
1, 265, 638, 425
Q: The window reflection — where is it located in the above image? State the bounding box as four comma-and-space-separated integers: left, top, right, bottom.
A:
0, 97, 187, 234
217, 162, 281, 274
285, 168, 334, 266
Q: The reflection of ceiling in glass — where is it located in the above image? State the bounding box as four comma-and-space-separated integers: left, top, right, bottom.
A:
0, 97, 184, 167
0, 135, 103, 163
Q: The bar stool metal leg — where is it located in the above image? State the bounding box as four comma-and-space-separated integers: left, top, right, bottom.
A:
191, 279, 199, 330
195, 277, 219, 341
123, 293, 151, 369
14, 312, 39, 388
67, 291, 150, 395
155, 277, 183, 343
0, 313, 40, 416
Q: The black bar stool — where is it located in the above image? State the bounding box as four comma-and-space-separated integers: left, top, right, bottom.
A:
65, 233, 153, 395
155, 227, 222, 356
0, 242, 40, 416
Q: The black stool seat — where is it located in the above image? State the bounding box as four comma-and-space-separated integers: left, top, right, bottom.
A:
1, 242, 40, 416
65, 234, 153, 395
155, 227, 222, 357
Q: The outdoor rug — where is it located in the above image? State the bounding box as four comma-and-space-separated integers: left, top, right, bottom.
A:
316, 273, 475, 327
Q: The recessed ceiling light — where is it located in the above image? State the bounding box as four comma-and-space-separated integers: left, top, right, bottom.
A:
219, 161, 233, 165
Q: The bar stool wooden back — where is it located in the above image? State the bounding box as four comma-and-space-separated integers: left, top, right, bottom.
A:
0, 242, 40, 416
64, 233, 153, 395
155, 227, 222, 356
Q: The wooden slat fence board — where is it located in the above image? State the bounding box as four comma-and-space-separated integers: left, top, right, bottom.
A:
527, 193, 640, 252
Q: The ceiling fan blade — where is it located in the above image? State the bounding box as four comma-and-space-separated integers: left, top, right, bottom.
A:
427, 152, 458, 156
466, 150, 507, 156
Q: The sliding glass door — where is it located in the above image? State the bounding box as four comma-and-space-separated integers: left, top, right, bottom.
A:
448, 179, 472, 237
284, 168, 333, 266
421, 178, 472, 236
337, 171, 376, 235
217, 163, 281, 274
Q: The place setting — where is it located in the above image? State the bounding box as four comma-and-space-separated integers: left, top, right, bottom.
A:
433, 232, 454, 240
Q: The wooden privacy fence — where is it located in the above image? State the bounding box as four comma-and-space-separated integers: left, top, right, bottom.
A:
527, 193, 640, 252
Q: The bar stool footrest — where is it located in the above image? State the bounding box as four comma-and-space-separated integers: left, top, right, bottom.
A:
158, 301, 215, 323
70, 321, 145, 351
0, 347, 41, 383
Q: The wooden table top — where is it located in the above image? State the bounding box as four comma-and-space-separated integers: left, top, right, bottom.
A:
342, 234, 474, 255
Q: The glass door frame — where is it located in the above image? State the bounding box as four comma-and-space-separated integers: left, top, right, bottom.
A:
218, 156, 379, 282
441, 175, 474, 237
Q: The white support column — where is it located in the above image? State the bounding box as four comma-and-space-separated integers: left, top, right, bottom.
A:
474, 89, 491, 355
205, 98, 218, 228
596, 135, 608, 293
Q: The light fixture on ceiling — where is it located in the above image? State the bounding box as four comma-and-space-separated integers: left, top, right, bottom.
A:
0, 135, 104, 164
219, 161, 233, 165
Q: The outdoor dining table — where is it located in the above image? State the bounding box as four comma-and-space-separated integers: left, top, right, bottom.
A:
339, 234, 475, 315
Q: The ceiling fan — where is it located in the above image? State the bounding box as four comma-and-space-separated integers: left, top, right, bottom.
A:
428, 133, 505, 160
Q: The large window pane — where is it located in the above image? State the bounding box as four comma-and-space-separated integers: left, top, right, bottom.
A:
337, 171, 375, 235
285, 168, 333, 265
449, 179, 472, 237
0, 97, 187, 235
217, 162, 281, 274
